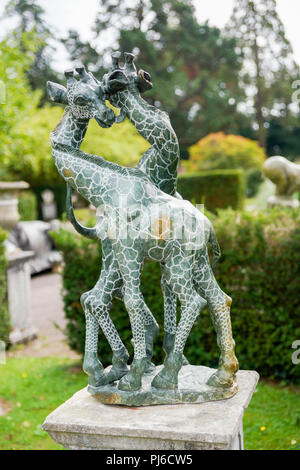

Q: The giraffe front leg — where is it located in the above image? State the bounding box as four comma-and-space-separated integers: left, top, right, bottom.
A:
81, 270, 130, 387
118, 274, 149, 392
81, 292, 107, 387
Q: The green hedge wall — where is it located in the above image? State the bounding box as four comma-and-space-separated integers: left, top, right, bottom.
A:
53, 207, 300, 384
18, 190, 38, 221
32, 183, 66, 220
0, 228, 10, 345
177, 170, 245, 212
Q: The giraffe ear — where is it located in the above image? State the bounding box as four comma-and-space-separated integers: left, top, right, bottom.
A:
137, 70, 153, 93
47, 81, 68, 104
105, 70, 128, 95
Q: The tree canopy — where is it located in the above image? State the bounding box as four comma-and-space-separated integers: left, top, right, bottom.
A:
226, 0, 300, 149
3, 0, 60, 104
63, 0, 249, 156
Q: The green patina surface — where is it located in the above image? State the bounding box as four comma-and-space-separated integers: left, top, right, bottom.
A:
46, 53, 239, 404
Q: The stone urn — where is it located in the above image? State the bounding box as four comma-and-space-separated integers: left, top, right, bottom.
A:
0, 181, 38, 344
0, 181, 29, 231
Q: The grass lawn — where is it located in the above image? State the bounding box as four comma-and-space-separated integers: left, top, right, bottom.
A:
0, 357, 299, 450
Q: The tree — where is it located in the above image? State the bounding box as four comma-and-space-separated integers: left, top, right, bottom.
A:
226, 0, 300, 149
0, 33, 41, 181
3, 0, 60, 104
62, 0, 248, 156
61, 30, 101, 74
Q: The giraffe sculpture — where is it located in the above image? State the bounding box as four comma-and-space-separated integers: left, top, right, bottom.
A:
67, 52, 185, 381
47, 67, 238, 394
103, 53, 238, 390
47, 68, 161, 388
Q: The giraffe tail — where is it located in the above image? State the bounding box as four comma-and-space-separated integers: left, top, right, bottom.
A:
208, 224, 221, 274
66, 183, 98, 240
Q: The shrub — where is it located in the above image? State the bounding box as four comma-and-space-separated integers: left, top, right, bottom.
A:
53, 207, 300, 384
18, 190, 38, 221
0, 228, 10, 345
185, 132, 266, 197
177, 170, 245, 212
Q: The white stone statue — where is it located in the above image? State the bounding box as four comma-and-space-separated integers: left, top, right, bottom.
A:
263, 156, 300, 208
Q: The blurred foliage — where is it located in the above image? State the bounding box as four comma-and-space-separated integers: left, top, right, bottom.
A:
185, 132, 266, 196
0, 228, 10, 345
53, 207, 300, 384
177, 170, 245, 212
3, 0, 61, 104
18, 190, 37, 221
267, 118, 300, 160
0, 33, 41, 182
226, 0, 300, 149
64, 0, 248, 156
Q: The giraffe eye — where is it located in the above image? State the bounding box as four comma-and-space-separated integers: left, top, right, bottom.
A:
74, 96, 87, 106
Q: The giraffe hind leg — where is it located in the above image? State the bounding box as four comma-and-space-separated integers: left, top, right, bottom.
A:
193, 257, 239, 388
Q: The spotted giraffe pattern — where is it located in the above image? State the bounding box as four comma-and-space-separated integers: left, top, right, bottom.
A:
47, 65, 238, 392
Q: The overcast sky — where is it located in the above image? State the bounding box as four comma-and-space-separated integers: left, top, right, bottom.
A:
1, 0, 300, 70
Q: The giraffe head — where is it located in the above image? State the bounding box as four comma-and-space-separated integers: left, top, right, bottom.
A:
103, 51, 153, 98
47, 66, 118, 128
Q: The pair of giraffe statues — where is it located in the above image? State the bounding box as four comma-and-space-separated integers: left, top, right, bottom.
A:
47, 52, 238, 394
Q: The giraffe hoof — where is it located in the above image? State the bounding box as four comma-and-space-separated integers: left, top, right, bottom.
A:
206, 371, 234, 388
105, 365, 129, 384
118, 372, 141, 391
182, 355, 189, 366
83, 352, 108, 386
145, 361, 156, 373
151, 372, 177, 390
118, 357, 148, 391
151, 352, 182, 389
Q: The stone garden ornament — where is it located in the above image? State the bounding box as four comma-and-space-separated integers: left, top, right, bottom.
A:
264, 156, 300, 208
47, 53, 238, 406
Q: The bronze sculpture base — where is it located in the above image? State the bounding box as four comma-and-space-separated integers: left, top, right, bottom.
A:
88, 365, 238, 407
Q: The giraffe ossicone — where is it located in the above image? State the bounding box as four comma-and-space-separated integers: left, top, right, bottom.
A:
47, 55, 239, 405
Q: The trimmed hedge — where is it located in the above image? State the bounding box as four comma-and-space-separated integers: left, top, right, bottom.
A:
53, 207, 300, 384
177, 170, 245, 212
18, 190, 38, 221
0, 228, 10, 345
32, 183, 66, 220
186, 132, 266, 197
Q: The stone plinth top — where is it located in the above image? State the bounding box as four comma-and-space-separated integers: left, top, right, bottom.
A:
0, 181, 29, 190
42, 367, 259, 450
7, 250, 35, 267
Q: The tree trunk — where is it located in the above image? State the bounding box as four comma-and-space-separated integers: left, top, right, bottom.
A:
253, 38, 266, 149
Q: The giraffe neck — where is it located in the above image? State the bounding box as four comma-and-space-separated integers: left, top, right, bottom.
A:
51, 106, 89, 149
50, 107, 148, 208
112, 90, 180, 195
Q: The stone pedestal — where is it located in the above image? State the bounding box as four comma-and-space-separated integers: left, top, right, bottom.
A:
0, 181, 29, 230
42, 367, 259, 450
7, 250, 38, 344
267, 194, 300, 208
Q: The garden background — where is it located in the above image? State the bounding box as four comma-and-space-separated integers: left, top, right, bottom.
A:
0, 0, 299, 450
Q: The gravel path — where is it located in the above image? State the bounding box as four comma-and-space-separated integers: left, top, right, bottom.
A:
8, 272, 80, 359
